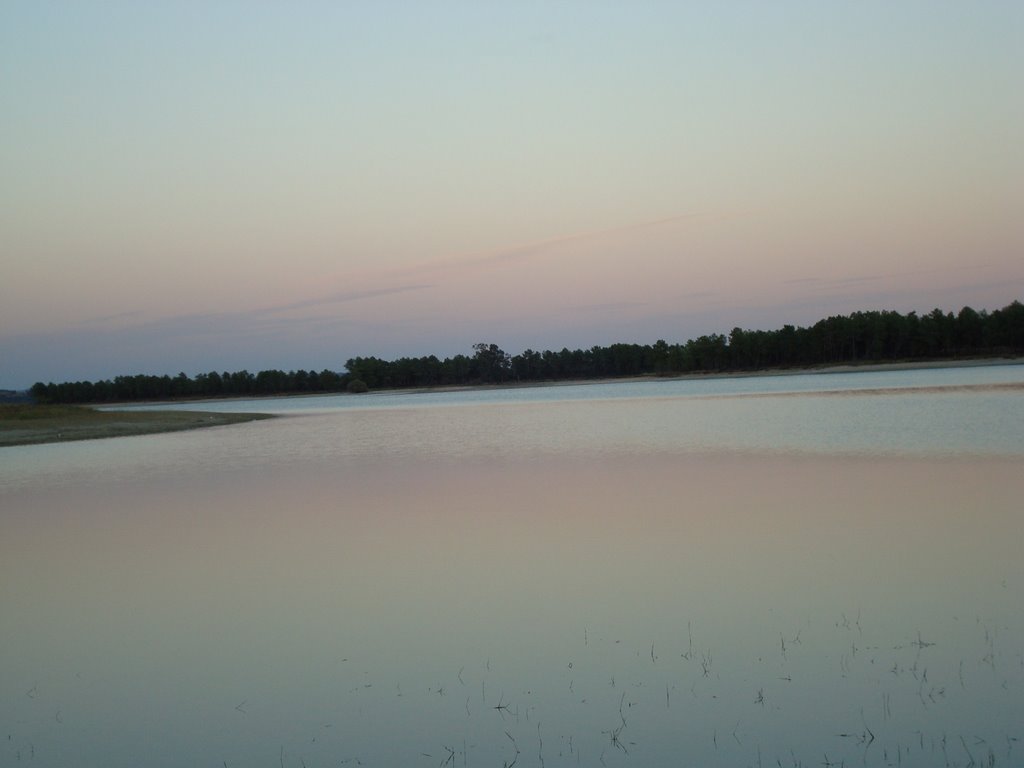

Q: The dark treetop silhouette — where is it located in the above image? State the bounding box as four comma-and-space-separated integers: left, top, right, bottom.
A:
30, 300, 1024, 404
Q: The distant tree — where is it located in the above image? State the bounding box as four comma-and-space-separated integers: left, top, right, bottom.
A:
472, 343, 511, 383
511, 348, 543, 381
28, 299, 1024, 402
29, 382, 51, 403
955, 306, 983, 353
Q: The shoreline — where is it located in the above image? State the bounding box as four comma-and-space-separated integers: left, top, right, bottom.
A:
5, 357, 1019, 447
405, 356, 1024, 395
82, 355, 1024, 406
0, 406, 273, 448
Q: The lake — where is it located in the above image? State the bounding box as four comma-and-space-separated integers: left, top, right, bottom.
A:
2, 364, 1023, 767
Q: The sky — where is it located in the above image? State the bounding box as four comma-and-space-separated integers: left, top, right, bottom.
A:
2, 1, 1022, 389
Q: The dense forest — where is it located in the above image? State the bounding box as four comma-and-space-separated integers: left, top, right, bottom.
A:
30, 300, 1024, 404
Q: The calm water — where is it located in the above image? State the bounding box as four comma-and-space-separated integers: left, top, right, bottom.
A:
2, 365, 1023, 767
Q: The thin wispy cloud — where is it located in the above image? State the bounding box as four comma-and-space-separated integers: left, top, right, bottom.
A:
671, 290, 718, 302
564, 300, 649, 313
398, 212, 704, 278
782, 263, 1003, 290
77, 310, 148, 326
257, 284, 433, 315
263, 212, 709, 324
59, 285, 433, 340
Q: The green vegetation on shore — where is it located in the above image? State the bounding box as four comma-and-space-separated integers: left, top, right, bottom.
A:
0, 404, 272, 447
28, 300, 1024, 403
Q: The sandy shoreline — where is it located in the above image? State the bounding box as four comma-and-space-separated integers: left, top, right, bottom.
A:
376, 355, 1024, 395
91, 355, 1024, 405
0, 407, 272, 448
5, 356, 1019, 447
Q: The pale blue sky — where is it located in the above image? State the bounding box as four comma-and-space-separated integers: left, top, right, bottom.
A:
2, 2, 1022, 388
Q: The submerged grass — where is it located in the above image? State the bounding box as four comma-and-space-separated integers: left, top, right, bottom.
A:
0, 403, 273, 447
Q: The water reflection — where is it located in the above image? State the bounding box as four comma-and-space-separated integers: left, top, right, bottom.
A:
84, 364, 1024, 462
5, 387, 1024, 502
4, 370, 1024, 766
3, 441, 1022, 767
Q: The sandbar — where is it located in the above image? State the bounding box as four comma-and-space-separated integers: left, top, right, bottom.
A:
0, 405, 273, 447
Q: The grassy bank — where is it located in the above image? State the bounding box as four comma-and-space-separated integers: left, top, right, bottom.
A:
0, 404, 273, 447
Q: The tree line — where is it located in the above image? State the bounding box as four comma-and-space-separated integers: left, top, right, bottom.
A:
30, 300, 1024, 403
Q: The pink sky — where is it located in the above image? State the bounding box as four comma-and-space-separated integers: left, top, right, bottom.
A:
2, 2, 1022, 387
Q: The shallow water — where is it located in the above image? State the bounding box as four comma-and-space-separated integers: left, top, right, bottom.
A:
2, 366, 1023, 767
97, 363, 1024, 459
